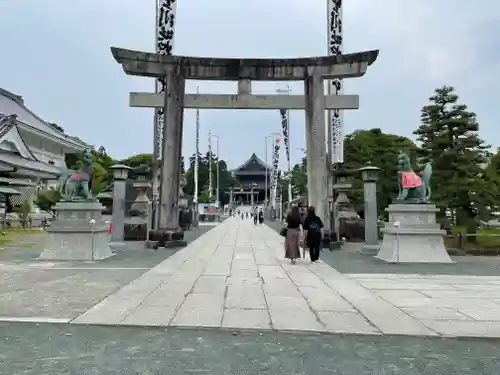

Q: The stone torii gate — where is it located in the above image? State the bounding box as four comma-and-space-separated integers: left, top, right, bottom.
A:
111, 47, 378, 245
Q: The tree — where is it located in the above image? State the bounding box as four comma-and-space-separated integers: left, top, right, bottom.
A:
122, 153, 153, 169
121, 153, 185, 174
34, 188, 62, 214
184, 152, 237, 205
287, 129, 416, 214
344, 128, 416, 213
414, 85, 493, 230
287, 156, 307, 198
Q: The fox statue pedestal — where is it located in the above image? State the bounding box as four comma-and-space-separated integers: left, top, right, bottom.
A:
40, 201, 113, 261
376, 204, 454, 264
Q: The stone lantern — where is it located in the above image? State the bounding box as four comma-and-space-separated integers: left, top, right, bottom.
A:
131, 165, 152, 217
358, 165, 380, 255
109, 164, 132, 246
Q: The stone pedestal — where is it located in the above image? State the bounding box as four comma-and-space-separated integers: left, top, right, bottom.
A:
124, 180, 151, 241
40, 201, 113, 261
376, 204, 454, 264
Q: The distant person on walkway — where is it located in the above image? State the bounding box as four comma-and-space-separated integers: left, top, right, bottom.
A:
302, 206, 324, 263
253, 207, 258, 225
284, 206, 302, 264
258, 209, 264, 224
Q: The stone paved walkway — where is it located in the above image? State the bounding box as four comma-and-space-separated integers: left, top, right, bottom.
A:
71, 217, 500, 338
347, 273, 500, 337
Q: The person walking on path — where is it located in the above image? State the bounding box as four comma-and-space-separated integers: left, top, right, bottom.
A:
302, 206, 324, 263
284, 206, 302, 264
258, 208, 264, 224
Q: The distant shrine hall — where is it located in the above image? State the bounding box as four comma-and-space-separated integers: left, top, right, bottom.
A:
230, 153, 272, 206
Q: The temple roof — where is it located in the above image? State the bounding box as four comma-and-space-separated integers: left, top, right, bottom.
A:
0, 114, 62, 175
0, 88, 87, 150
233, 153, 272, 174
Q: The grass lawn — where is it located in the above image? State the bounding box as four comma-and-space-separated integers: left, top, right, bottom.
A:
0, 228, 46, 246
444, 226, 500, 254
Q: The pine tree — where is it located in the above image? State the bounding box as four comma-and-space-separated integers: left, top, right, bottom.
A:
414, 85, 493, 230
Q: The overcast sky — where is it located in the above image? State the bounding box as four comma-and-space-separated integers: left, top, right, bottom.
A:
1, 0, 499, 168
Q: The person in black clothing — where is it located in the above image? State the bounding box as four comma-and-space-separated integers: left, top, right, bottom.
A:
302, 206, 324, 263
258, 209, 264, 224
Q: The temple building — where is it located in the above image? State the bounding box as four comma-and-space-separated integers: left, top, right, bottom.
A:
0, 88, 88, 212
231, 153, 272, 206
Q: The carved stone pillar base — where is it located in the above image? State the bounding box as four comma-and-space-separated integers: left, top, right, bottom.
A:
146, 228, 186, 249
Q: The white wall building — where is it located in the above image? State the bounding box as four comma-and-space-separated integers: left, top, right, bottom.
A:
0, 88, 89, 212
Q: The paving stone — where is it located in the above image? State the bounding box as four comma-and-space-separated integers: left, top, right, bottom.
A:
402, 307, 472, 321
258, 265, 287, 280
287, 271, 325, 287
225, 285, 267, 309
359, 281, 456, 290
263, 282, 302, 298
121, 305, 176, 326
221, 308, 271, 329
140, 286, 187, 308
318, 311, 381, 335
374, 289, 429, 300
299, 286, 355, 312
171, 294, 224, 327
192, 275, 227, 294
230, 268, 259, 278
457, 308, 500, 321
268, 305, 324, 332
310, 273, 437, 336
265, 296, 310, 311
421, 289, 500, 299
231, 260, 257, 270
422, 319, 500, 337
226, 276, 262, 286
66, 218, 500, 338
455, 284, 500, 291
430, 298, 500, 310
203, 266, 230, 276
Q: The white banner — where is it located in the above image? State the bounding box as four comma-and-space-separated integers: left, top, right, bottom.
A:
279, 109, 290, 164
270, 135, 281, 209
327, 0, 343, 164
155, 0, 177, 161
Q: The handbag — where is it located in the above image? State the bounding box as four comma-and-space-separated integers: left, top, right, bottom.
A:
280, 227, 288, 237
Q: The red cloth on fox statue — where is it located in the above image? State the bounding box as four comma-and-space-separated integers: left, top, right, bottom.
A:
399, 171, 422, 189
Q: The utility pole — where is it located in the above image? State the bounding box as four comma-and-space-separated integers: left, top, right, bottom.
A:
194, 86, 200, 221
208, 130, 213, 200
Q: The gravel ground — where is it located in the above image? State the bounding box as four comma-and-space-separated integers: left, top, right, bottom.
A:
0, 225, 214, 268
1, 323, 499, 375
0, 225, 216, 319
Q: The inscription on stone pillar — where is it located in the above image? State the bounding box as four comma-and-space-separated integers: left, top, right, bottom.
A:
158, 70, 185, 230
